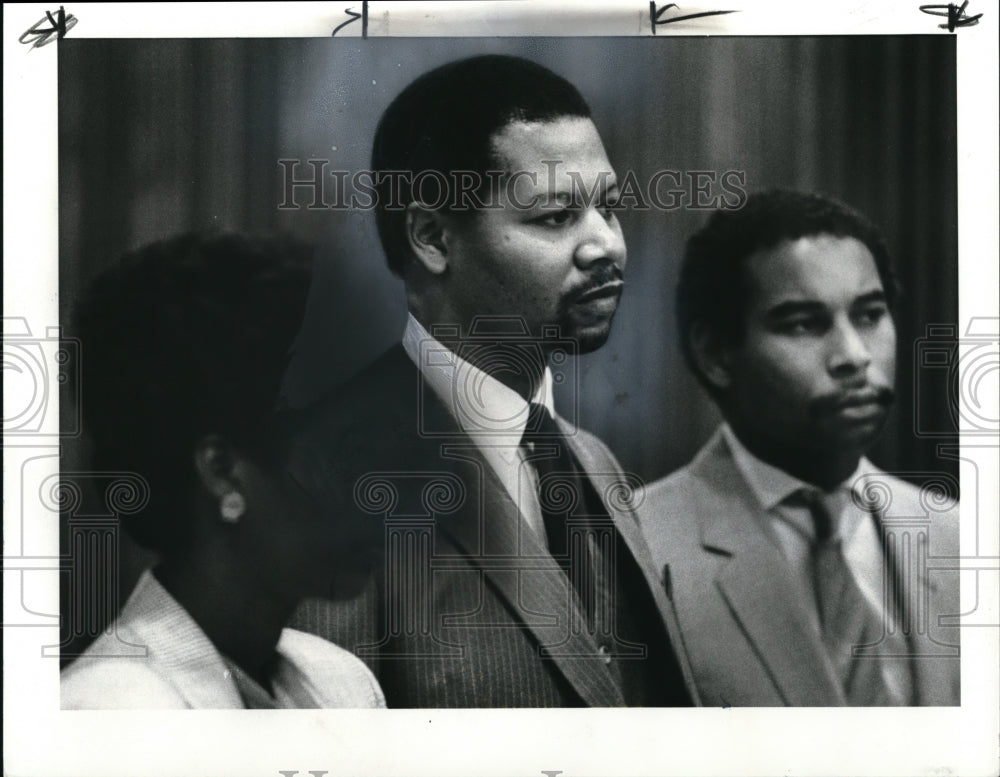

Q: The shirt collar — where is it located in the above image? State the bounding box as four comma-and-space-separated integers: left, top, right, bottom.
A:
720, 422, 874, 513
401, 312, 555, 446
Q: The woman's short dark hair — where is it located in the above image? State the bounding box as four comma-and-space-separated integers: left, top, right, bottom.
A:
73, 233, 314, 554
676, 189, 900, 396
372, 54, 592, 276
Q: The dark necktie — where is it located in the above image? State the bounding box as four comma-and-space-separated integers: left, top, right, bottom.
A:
519, 404, 681, 704
519, 403, 608, 628
520, 403, 579, 555
799, 489, 898, 705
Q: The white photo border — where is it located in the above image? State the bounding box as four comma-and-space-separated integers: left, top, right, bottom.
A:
3, 2, 997, 776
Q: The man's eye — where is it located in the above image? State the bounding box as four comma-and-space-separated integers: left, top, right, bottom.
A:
601, 200, 621, 219
778, 318, 824, 335
855, 305, 888, 326
535, 209, 574, 226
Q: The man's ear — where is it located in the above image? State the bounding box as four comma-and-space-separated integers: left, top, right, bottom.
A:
689, 321, 735, 392
192, 435, 239, 500
405, 203, 450, 275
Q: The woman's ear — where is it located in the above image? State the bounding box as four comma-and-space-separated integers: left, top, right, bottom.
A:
405, 203, 450, 275
194, 436, 247, 524
689, 321, 735, 392
193, 435, 238, 498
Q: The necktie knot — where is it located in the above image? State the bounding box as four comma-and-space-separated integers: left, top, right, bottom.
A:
520, 402, 560, 448
794, 488, 840, 545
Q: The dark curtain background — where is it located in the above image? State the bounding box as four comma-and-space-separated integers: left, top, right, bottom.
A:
58, 37, 958, 654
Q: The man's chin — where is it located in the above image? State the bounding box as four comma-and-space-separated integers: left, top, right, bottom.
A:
563, 316, 616, 355
821, 414, 889, 453
572, 328, 612, 354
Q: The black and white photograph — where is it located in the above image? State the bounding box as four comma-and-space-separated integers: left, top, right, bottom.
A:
3, 2, 998, 776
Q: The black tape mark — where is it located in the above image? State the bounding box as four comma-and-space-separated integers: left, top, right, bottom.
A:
919, 1, 982, 32
19, 6, 77, 49
649, 2, 737, 34
332, 0, 369, 38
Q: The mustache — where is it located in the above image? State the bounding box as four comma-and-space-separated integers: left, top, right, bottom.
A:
566, 262, 625, 302
808, 385, 896, 418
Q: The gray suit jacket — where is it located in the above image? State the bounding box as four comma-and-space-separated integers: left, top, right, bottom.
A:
287, 345, 700, 707
638, 428, 960, 706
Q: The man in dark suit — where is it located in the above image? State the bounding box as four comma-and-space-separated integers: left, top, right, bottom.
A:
638, 190, 960, 706
287, 55, 699, 707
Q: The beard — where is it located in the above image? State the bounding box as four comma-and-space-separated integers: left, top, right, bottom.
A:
559, 310, 618, 354
806, 384, 896, 450
554, 260, 624, 355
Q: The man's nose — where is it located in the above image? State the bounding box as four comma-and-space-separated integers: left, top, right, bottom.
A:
574, 208, 626, 268
827, 318, 872, 378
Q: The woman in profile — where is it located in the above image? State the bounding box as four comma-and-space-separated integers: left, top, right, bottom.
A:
61, 233, 384, 709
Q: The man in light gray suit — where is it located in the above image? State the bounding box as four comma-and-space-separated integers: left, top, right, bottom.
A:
639, 190, 960, 706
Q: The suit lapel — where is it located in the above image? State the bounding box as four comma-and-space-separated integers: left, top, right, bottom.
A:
899, 504, 961, 705
714, 548, 846, 705
920, 562, 961, 704
399, 362, 624, 707
561, 420, 702, 702
910, 538, 951, 705
691, 433, 846, 706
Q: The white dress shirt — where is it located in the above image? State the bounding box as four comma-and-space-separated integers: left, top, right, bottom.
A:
401, 313, 554, 545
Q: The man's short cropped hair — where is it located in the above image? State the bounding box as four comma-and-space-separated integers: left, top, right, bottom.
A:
371, 54, 592, 277
73, 233, 314, 555
676, 189, 900, 395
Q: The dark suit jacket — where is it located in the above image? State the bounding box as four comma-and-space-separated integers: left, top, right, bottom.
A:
638, 428, 961, 706
286, 344, 700, 707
